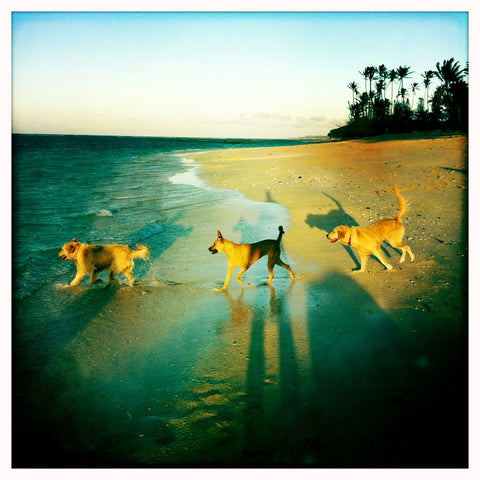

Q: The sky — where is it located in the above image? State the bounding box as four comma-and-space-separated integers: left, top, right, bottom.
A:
11, 9, 469, 139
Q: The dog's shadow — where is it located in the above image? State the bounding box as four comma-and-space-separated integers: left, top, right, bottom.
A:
305, 193, 361, 268
306, 192, 359, 233
306, 192, 392, 270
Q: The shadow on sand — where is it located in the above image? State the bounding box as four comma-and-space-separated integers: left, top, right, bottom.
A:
219, 272, 467, 467
306, 192, 395, 271
216, 195, 466, 467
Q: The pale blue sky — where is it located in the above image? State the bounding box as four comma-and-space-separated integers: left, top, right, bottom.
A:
12, 11, 468, 138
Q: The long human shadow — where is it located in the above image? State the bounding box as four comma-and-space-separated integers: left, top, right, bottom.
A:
223, 283, 308, 465
219, 266, 467, 467
241, 288, 268, 461
304, 273, 467, 467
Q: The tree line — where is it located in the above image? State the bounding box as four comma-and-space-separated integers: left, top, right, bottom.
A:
328, 58, 468, 139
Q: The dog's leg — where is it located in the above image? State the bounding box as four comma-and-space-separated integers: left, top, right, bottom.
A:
266, 260, 275, 285
276, 258, 295, 280
106, 270, 116, 287
236, 266, 248, 286
353, 254, 369, 273
214, 264, 235, 292
399, 245, 415, 263
90, 270, 100, 284
70, 271, 87, 286
373, 248, 394, 271
389, 237, 415, 263
123, 271, 136, 286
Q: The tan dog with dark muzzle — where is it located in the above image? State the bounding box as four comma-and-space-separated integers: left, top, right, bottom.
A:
327, 186, 415, 273
59, 238, 150, 286
208, 226, 295, 291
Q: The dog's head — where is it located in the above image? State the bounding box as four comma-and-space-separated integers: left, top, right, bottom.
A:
327, 226, 351, 245
59, 239, 81, 261
209, 231, 225, 255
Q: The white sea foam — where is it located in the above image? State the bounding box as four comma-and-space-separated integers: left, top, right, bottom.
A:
169, 158, 210, 189
98, 209, 113, 217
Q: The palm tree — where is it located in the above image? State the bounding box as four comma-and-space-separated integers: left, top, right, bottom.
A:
388, 69, 398, 114
366, 66, 377, 95
358, 66, 377, 117
359, 67, 370, 94
433, 58, 467, 128
398, 88, 408, 104
377, 64, 388, 100
375, 80, 385, 99
347, 81, 359, 105
411, 82, 419, 111
396, 65, 413, 102
421, 70, 434, 112
434, 57, 465, 91
359, 92, 370, 118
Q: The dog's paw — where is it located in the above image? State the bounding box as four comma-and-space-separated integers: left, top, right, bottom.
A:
214, 287, 226, 292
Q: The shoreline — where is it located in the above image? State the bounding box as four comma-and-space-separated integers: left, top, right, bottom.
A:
191, 134, 467, 314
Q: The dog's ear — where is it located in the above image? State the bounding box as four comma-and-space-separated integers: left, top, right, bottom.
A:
72, 238, 79, 243
217, 231, 223, 239
337, 226, 349, 240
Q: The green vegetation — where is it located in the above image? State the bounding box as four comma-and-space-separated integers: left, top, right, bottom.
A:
328, 58, 468, 139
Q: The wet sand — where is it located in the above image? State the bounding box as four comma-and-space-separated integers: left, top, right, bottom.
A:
13, 134, 468, 468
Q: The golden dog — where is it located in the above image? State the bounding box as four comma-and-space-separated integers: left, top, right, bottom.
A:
327, 186, 415, 272
208, 225, 295, 291
58, 239, 150, 286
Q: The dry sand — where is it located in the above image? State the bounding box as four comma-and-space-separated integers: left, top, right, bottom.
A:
195, 134, 468, 317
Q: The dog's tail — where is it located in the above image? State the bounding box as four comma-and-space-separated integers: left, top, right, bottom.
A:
130, 244, 151, 261
276, 225, 286, 243
393, 186, 408, 223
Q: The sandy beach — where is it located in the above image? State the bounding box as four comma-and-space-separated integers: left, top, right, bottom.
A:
13, 134, 468, 467
189, 134, 468, 466
194, 134, 467, 315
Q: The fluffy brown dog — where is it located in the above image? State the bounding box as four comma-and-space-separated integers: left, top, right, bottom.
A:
208, 225, 295, 291
327, 187, 415, 273
58, 239, 151, 286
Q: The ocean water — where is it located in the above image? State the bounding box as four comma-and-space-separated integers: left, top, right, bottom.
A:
13, 134, 306, 299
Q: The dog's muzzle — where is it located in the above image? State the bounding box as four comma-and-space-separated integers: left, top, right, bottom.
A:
327, 234, 338, 243
209, 246, 218, 254
59, 253, 67, 260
